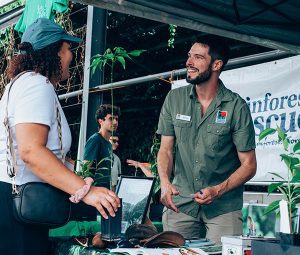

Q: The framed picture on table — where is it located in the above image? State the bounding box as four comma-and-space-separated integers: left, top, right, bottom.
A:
116, 176, 156, 233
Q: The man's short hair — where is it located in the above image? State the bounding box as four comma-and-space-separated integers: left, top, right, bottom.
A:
194, 35, 230, 71
95, 104, 121, 123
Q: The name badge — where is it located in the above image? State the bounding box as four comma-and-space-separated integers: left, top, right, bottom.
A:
176, 114, 191, 122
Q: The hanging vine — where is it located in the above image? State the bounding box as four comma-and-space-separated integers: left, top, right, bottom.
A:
168, 24, 177, 48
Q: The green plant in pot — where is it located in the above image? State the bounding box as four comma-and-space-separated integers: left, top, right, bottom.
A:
259, 126, 300, 245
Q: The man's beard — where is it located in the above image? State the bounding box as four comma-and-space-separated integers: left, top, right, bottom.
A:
186, 64, 212, 85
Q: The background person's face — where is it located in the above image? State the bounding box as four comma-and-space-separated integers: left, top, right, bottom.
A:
110, 136, 119, 150
99, 114, 119, 133
58, 42, 73, 81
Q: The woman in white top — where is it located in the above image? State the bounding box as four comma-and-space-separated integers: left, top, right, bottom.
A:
0, 18, 120, 255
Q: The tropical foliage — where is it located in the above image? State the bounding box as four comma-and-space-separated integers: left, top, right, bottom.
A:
75, 158, 111, 187
259, 126, 300, 233
90, 47, 146, 76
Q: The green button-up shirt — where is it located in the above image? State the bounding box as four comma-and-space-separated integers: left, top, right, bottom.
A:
157, 80, 255, 219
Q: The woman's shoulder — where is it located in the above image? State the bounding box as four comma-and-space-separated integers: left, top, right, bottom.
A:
16, 72, 50, 86
13, 72, 55, 97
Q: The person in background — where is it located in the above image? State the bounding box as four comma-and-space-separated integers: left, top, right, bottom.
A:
127, 159, 153, 177
156, 35, 256, 243
83, 104, 121, 188
0, 18, 119, 255
110, 135, 121, 191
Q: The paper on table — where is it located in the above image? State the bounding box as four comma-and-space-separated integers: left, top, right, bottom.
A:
279, 199, 291, 234
110, 248, 209, 255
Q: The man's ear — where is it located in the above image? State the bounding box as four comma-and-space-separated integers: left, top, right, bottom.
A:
98, 119, 103, 126
212, 60, 223, 72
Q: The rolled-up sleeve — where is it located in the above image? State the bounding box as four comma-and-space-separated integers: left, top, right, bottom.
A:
157, 92, 175, 136
232, 103, 256, 152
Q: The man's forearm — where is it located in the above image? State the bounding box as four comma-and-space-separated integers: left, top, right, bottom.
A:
216, 150, 256, 197
157, 149, 173, 184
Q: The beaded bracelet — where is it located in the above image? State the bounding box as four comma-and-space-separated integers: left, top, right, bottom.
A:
69, 177, 94, 203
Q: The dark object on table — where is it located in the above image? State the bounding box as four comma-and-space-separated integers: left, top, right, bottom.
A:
125, 224, 184, 248
252, 239, 300, 255
101, 199, 122, 241
125, 223, 158, 240
278, 232, 300, 246
117, 238, 141, 248
143, 231, 185, 248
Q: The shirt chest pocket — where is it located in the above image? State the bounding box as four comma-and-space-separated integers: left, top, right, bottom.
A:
174, 120, 192, 143
207, 124, 231, 151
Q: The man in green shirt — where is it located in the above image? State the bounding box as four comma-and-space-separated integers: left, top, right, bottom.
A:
83, 104, 121, 189
157, 36, 257, 242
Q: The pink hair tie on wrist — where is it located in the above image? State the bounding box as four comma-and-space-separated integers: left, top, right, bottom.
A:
69, 177, 94, 203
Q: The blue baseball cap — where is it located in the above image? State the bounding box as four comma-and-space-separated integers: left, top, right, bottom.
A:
21, 18, 82, 51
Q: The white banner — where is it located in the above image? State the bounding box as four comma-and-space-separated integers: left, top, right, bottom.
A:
172, 55, 300, 182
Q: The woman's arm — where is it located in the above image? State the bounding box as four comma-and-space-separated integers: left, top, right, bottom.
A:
127, 159, 153, 177
16, 123, 120, 219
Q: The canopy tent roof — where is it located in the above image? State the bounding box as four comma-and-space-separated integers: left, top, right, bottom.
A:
74, 0, 300, 54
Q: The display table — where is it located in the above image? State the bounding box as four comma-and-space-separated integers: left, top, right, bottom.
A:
49, 244, 221, 255
49, 235, 221, 255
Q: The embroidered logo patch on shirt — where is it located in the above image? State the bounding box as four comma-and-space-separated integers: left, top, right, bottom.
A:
176, 114, 191, 122
215, 110, 227, 124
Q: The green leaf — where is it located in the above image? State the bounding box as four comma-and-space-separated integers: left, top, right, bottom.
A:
114, 47, 126, 54
264, 200, 280, 215
259, 128, 276, 141
293, 142, 300, 153
283, 138, 289, 151
281, 154, 293, 169
90, 58, 104, 75
116, 56, 126, 69
269, 172, 285, 180
292, 164, 300, 171
268, 182, 284, 194
290, 157, 300, 167
119, 52, 131, 59
128, 49, 146, 57
102, 58, 108, 68
90, 54, 102, 60
276, 126, 286, 141
104, 53, 114, 60
104, 48, 112, 54
292, 196, 300, 204
291, 173, 300, 183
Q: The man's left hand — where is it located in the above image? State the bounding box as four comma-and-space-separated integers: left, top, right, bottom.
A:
193, 186, 220, 204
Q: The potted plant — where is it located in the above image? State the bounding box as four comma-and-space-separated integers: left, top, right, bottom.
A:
259, 126, 300, 245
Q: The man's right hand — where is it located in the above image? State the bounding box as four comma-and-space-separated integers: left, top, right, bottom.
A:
160, 182, 179, 213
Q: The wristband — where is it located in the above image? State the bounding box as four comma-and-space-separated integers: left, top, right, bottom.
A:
69, 177, 94, 203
